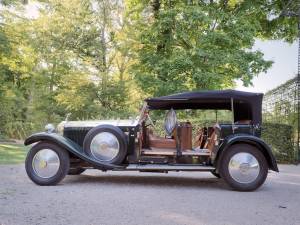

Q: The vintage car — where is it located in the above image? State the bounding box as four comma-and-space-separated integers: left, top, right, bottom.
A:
24, 90, 278, 191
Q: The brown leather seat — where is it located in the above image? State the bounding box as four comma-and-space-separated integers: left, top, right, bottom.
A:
148, 122, 192, 150
180, 122, 192, 150
144, 128, 176, 149
193, 128, 205, 148
148, 134, 176, 149
205, 131, 216, 151
204, 124, 219, 151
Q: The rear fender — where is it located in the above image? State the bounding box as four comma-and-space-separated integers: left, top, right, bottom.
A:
214, 135, 279, 172
24, 132, 123, 170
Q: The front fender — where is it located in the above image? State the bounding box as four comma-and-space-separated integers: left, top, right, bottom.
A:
215, 134, 279, 172
24, 132, 123, 170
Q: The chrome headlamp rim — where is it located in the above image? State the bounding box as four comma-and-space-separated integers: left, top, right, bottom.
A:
45, 123, 55, 133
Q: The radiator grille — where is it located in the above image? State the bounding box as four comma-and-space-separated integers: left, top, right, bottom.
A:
63, 127, 91, 147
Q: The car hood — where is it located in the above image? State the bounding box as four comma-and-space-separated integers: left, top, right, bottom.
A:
63, 119, 139, 128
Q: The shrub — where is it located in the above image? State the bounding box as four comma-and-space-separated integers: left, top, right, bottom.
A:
1, 122, 44, 140
261, 123, 296, 163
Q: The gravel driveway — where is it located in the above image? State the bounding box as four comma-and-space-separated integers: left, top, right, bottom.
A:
0, 164, 299, 225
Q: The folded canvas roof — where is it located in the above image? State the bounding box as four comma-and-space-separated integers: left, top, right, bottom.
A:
145, 90, 263, 125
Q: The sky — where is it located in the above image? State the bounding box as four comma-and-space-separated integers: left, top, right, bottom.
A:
235, 40, 298, 93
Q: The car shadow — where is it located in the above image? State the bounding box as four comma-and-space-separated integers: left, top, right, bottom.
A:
64, 172, 229, 190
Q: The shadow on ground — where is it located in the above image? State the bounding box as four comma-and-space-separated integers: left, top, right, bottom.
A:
64, 172, 229, 190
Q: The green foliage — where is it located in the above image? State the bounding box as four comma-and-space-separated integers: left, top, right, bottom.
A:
261, 123, 296, 163
0, 0, 298, 141
128, 0, 297, 97
262, 76, 298, 163
0, 143, 29, 164
3, 121, 44, 140
0, 0, 139, 139
0, 8, 38, 138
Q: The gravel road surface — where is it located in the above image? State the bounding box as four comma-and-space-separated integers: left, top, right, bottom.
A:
0, 164, 299, 225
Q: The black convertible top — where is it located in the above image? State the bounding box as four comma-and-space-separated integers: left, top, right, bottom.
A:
145, 90, 263, 125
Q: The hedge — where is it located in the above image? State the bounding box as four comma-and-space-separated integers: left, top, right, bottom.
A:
0, 121, 44, 140
261, 123, 296, 163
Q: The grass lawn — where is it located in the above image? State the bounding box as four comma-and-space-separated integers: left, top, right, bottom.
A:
0, 143, 29, 164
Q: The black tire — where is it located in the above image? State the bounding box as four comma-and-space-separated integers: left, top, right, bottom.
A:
211, 170, 221, 178
68, 168, 86, 175
83, 125, 127, 165
219, 144, 268, 191
25, 142, 70, 186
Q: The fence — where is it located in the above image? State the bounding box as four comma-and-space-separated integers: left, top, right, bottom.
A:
262, 75, 299, 163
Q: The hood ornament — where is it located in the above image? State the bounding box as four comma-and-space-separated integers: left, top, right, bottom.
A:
65, 113, 71, 122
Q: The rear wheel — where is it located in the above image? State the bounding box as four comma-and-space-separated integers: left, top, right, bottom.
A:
219, 144, 268, 191
25, 142, 70, 186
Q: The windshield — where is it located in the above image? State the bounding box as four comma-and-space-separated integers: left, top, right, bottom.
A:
138, 102, 148, 125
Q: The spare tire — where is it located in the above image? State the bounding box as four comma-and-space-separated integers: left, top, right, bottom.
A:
83, 125, 127, 165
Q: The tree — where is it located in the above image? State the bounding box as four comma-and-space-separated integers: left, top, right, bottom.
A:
0, 3, 39, 138
127, 0, 298, 97
34, 0, 137, 118
0, 0, 137, 138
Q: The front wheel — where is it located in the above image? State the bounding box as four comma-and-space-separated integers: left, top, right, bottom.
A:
219, 144, 268, 191
25, 142, 70, 186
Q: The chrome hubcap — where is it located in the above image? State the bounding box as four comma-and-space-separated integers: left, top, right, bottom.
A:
32, 149, 60, 178
90, 132, 120, 161
228, 152, 260, 184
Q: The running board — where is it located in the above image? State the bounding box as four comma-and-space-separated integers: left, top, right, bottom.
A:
124, 164, 215, 172
142, 148, 211, 156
